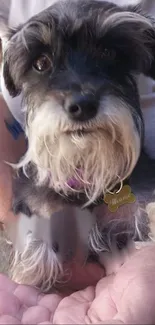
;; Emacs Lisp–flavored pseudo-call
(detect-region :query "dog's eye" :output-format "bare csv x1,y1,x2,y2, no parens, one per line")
102,48,116,60
33,55,52,72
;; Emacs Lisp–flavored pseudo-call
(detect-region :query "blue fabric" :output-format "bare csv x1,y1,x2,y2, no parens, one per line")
5,118,24,140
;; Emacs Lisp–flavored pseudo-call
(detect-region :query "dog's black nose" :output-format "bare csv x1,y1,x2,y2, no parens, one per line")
65,94,98,122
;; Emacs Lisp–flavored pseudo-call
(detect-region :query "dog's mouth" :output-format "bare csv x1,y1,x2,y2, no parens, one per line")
67,176,85,191
62,119,100,136
65,128,94,136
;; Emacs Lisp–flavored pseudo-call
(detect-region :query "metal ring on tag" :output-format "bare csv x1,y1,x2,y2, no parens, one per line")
107,177,123,195
115,179,123,194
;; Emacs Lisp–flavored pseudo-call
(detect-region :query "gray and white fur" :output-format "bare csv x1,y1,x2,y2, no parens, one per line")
1,0,155,292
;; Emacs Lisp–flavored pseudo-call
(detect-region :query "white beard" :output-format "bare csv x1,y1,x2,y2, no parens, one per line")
17,95,141,206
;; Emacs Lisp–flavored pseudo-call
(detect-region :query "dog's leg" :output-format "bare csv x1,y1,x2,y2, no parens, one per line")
98,241,135,276
89,195,150,276
7,206,95,292
89,220,136,276
6,213,63,293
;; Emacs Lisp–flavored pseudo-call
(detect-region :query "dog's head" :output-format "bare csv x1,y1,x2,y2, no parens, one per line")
2,0,155,205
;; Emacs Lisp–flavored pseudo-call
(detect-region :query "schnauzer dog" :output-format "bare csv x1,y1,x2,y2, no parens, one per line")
1,0,155,292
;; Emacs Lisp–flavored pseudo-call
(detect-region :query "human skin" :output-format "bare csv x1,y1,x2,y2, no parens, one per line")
0,245,154,324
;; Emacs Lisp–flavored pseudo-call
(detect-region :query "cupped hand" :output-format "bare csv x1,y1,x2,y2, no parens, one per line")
0,244,155,324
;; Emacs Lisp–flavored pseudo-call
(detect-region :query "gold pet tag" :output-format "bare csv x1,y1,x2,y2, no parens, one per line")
104,185,136,213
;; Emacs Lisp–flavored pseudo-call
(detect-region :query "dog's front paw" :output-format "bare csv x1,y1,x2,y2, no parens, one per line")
99,242,135,276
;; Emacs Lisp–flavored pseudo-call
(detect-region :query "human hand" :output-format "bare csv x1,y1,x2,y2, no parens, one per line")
0,244,155,324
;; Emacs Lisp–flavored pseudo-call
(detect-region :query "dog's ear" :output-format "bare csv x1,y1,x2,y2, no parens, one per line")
103,4,155,79
3,58,21,97
125,5,155,80
1,25,22,97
